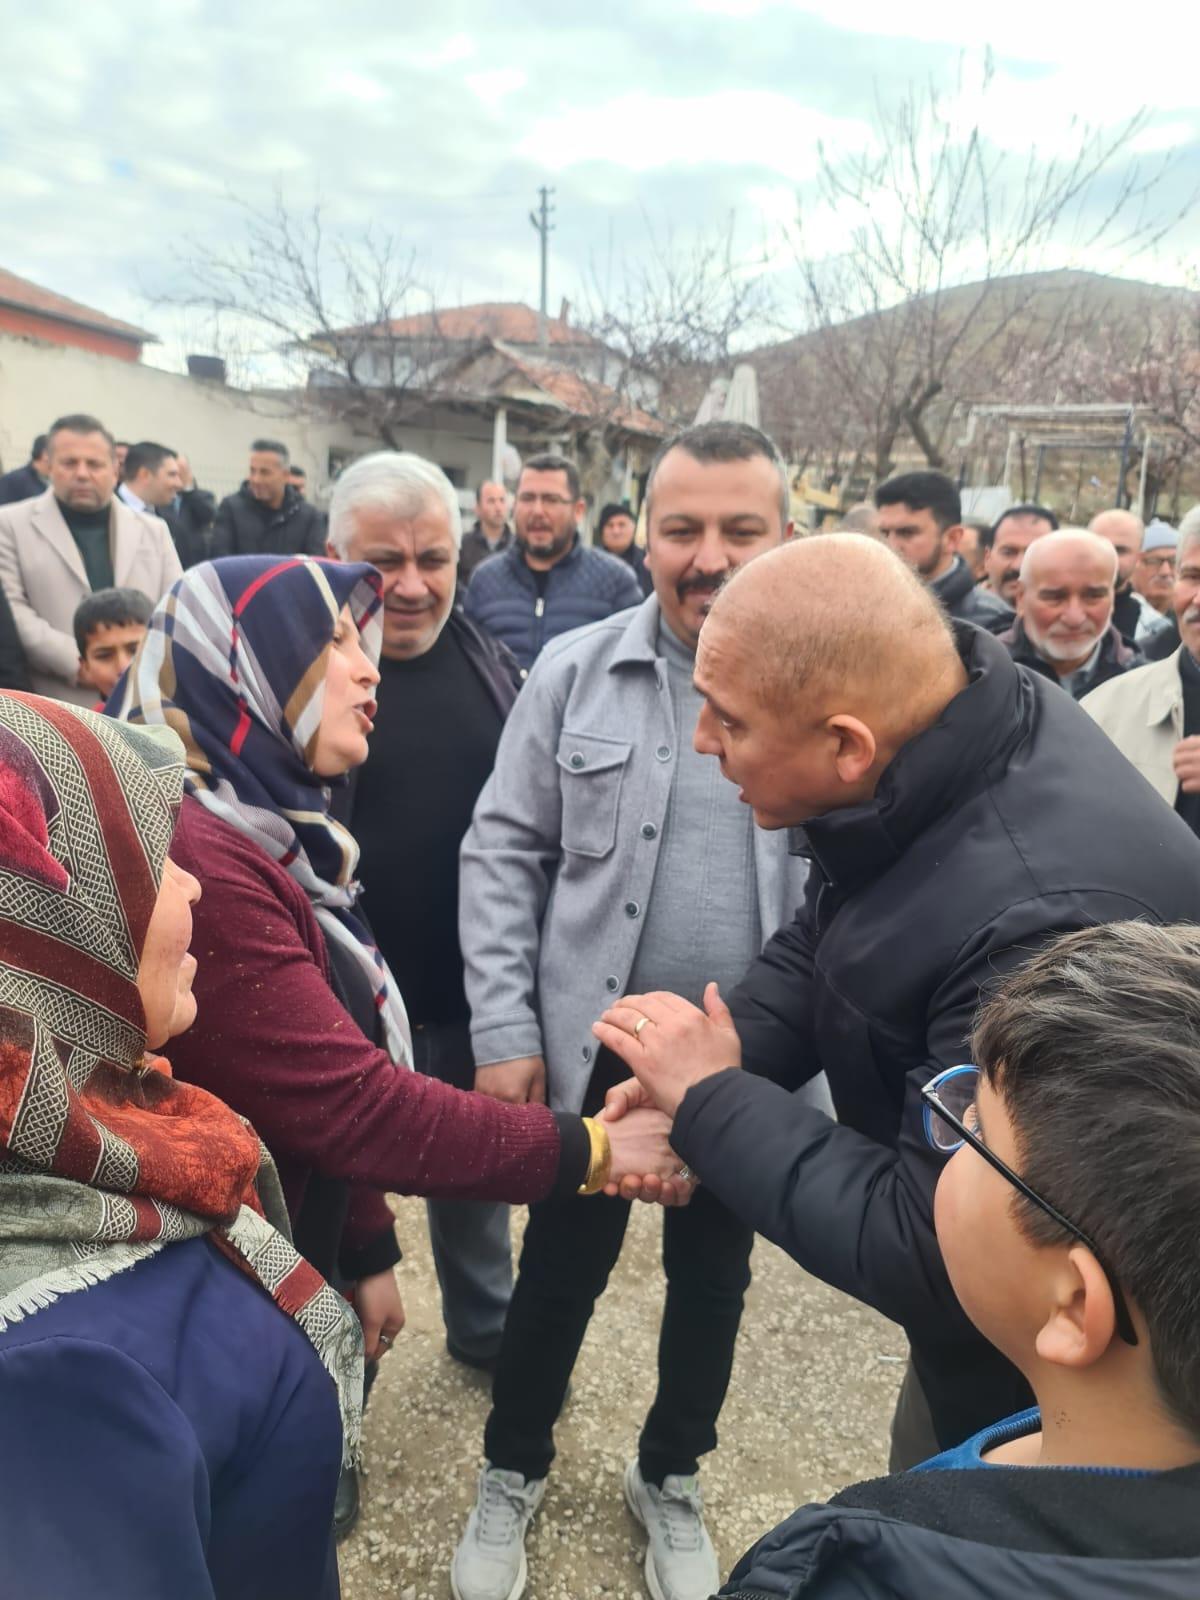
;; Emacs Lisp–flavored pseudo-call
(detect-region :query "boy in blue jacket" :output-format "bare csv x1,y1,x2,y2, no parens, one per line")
722,920,1200,1599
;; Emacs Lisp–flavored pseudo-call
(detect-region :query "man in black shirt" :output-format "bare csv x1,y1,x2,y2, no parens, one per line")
328,449,521,1374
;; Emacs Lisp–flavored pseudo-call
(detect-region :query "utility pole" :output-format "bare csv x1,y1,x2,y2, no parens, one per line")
529,185,556,352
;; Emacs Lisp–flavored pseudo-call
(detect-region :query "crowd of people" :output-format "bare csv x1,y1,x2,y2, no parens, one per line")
0,407,1198,1600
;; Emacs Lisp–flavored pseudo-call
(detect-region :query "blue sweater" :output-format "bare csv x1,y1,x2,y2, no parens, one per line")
0,1237,342,1600
464,537,643,670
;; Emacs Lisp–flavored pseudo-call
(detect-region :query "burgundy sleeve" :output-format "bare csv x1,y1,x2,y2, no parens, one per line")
171,831,570,1206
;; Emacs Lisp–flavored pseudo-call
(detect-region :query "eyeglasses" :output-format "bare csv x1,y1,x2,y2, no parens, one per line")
920,1065,1138,1346
515,492,574,509
1137,552,1176,571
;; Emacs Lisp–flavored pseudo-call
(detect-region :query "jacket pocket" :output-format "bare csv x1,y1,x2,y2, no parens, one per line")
556,729,632,859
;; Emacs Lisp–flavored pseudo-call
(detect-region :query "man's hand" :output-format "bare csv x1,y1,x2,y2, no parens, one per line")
603,1105,694,1208
592,982,741,1117
354,1267,406,1362
1174,736,1200,794
596,1081,695,1205
475,1055,546,1104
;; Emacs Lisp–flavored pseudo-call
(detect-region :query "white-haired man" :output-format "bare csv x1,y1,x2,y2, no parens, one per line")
998,529,1141,699
1085,507,1200,837
327,452,521,1395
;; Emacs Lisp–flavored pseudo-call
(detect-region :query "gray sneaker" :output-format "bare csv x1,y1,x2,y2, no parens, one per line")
623,1460,720,1600
451,1466,546,1600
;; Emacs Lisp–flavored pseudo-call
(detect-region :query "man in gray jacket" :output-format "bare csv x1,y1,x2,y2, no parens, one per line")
451,423,829,1600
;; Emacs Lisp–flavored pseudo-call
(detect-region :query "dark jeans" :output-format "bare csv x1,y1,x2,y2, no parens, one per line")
484,1056,754,1486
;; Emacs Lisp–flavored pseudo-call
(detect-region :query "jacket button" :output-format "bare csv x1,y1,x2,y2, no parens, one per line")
624,900,640,918
605,975,619,991
582,1044,592,1062
641,822,658,839
569,752,585,769
655,744,672,761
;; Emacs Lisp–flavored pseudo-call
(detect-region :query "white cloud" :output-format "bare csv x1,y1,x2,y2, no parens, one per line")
520,91,871,182
464,68,527,103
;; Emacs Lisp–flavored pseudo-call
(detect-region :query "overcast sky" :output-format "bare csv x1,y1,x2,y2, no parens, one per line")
1,0,1196,373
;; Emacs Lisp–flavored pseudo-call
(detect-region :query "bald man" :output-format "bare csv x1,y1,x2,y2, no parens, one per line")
1000,529,1141,700
594,534,1200,1465
1089,508,1171,646
458,480,513,586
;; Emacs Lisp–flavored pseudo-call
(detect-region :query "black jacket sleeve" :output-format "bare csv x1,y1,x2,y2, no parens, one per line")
0,583,32,691
209,499,235,559
727,894,824,1090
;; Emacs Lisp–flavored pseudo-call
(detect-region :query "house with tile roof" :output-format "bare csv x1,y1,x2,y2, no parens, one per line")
0,269,156,363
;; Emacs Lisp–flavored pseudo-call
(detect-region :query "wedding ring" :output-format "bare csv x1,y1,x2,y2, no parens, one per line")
378,1332,394,1351
633,1016,651,1038
676,1165,693,1181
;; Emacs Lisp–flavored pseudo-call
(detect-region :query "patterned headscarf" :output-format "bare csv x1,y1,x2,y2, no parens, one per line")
111,556,412,1066
0,692,363,1464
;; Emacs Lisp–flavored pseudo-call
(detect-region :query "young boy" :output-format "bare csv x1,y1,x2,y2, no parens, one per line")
721,921,1200,1598
73,587,153,708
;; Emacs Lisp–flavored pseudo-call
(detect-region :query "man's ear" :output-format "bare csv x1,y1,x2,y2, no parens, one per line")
1035,1243,1117,1371
826,714,877,786
77,657,94,690
325,541,338,561
945,523,965,555
1014,579,1028,617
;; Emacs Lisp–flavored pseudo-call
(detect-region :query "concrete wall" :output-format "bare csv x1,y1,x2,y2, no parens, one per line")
0,333,365,502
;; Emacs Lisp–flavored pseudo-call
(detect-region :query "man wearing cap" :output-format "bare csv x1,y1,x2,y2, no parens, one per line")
1133,520,1178,616
597,502,652,596
1085,509,1200,836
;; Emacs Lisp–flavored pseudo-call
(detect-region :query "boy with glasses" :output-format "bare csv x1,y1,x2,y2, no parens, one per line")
719,920,1200,1599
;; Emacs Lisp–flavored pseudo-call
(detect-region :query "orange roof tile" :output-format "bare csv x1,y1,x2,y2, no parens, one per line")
347,301,603,349
0,268,155,344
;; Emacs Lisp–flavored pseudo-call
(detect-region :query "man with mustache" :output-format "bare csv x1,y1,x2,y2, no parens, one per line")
980,503,1058,611
999,529,1141,700
452,422,829,1600
464,453,642,671
1085,508,1200,839
326,452,525,1460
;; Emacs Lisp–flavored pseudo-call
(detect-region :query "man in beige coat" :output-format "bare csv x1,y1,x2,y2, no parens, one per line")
1083,509,1200,833
0,414,182,706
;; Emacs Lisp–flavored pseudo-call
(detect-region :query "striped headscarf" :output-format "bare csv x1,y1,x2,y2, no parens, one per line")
111,556,412,1066
0,692,363,1464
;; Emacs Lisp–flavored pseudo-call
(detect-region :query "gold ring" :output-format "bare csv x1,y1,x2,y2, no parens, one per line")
634,1016,651,1038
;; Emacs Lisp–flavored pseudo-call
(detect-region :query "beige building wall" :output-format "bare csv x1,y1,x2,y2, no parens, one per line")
0,334,366,502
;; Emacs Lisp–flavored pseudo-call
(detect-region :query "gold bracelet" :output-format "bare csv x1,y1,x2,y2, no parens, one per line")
577,1117,614,1195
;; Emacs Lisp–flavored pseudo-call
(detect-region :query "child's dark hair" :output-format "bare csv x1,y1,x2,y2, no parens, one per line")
73,588,154,655
973,921,1200,1438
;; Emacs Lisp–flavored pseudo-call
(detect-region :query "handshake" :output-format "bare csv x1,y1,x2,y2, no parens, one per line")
474,982,744,1209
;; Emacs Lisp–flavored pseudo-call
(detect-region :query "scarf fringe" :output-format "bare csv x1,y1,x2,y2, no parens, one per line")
0,1241,164,1334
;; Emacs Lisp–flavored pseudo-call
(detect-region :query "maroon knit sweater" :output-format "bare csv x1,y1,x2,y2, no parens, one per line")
168,797,580,1261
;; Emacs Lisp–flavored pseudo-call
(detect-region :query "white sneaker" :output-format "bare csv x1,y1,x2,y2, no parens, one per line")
623,1460,720,1600
451,1466,546,1600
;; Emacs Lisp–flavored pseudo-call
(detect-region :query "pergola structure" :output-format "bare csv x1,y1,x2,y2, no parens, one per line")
959,402,1180,516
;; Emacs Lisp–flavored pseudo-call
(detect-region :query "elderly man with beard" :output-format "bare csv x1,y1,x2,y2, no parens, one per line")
464,452,642,671
451,422,830,1600
999,529,1141,699
326,452,525,1409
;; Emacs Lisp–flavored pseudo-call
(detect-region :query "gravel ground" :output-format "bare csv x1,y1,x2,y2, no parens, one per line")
341,1194,905,1600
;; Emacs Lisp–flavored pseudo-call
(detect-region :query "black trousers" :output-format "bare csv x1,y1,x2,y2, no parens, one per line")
484,1055,754,1486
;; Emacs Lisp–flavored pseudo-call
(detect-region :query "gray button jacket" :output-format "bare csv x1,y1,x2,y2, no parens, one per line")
460,595,824,1115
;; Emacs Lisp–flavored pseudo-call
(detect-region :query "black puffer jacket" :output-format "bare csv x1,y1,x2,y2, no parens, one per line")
210,483,327,559
931,554,1012,632
670,624,1200,1450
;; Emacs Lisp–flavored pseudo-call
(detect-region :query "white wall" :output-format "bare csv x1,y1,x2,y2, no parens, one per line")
0,334,364,502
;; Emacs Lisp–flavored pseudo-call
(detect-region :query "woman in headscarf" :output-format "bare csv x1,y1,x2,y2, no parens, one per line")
109,557,683,1482
0,691,359,1599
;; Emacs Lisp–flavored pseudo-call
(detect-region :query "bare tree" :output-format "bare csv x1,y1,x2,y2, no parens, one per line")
580,216,774,426
157,191,438,448
783,58,1187,481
